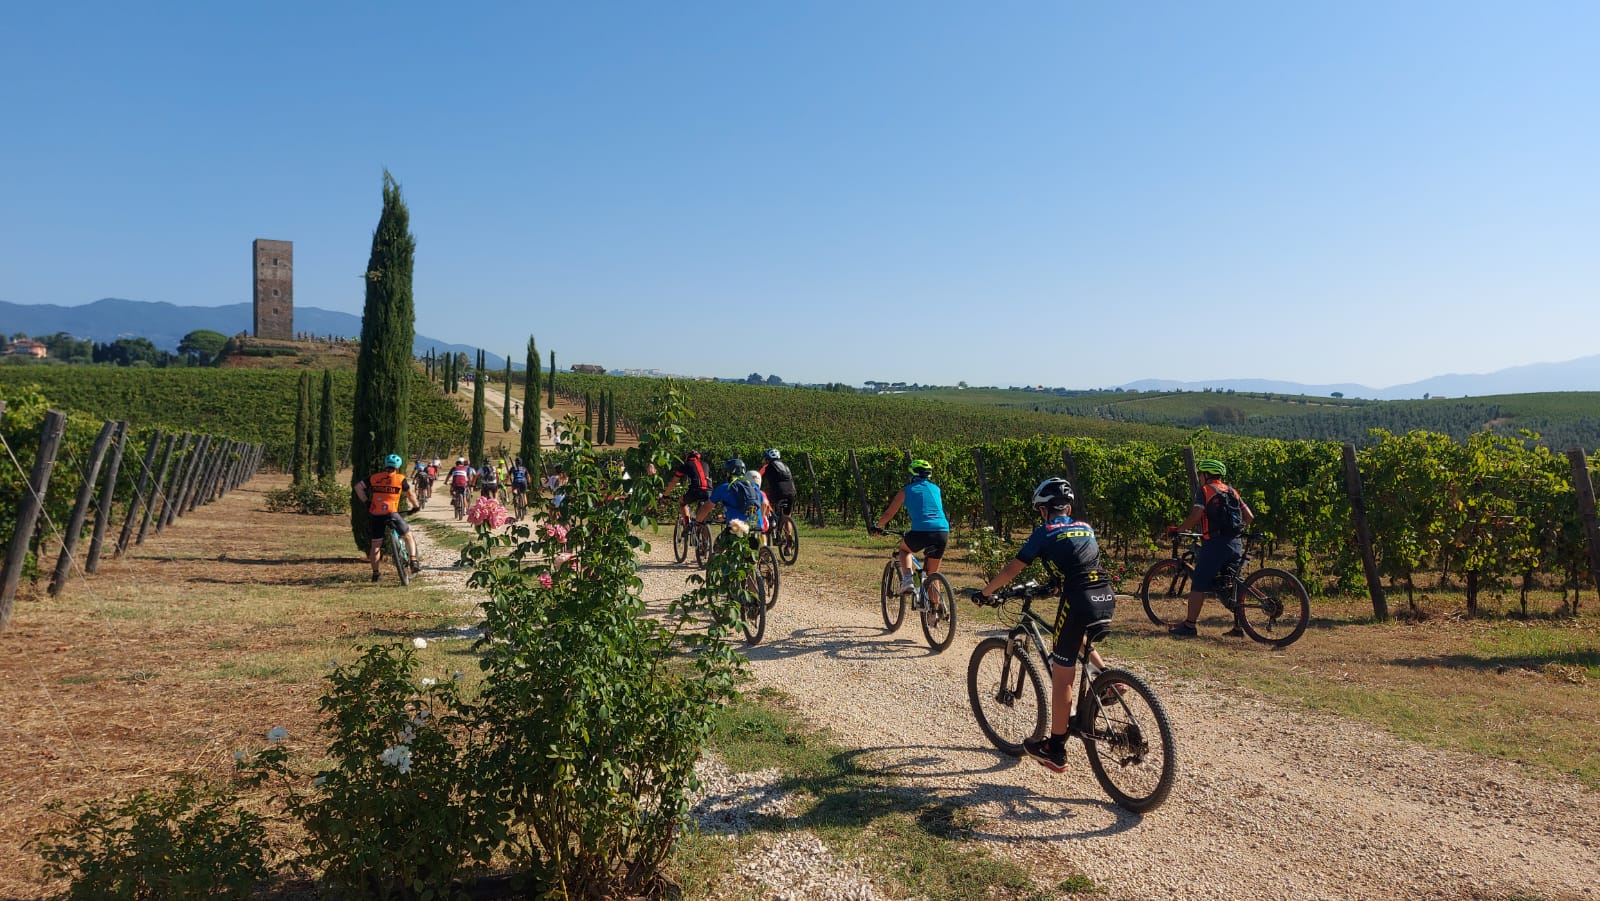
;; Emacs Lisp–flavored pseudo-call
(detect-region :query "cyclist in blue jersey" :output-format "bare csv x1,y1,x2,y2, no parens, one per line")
870,458,950,594
973,478,1114,773
698,458,766,531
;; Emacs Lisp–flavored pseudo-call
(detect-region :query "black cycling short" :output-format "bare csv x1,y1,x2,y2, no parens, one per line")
1048,585,1116,667
368,512,410,541
772,494,795,516
682,488,711,508
903,530,949,559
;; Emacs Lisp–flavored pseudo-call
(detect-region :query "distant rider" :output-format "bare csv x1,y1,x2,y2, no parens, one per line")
660,449,713,523
1167,458,1254,638
757,448,798,517
870,459,950,598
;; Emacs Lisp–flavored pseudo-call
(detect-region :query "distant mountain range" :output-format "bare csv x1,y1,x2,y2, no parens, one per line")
1121,353,1600,400
0,298,507,369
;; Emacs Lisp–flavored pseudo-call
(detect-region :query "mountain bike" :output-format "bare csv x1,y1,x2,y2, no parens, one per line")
967,579,1176,813
1139,531,1310,647
417,474,433,510
671,506,712,566
510,484,529,520
451,485,468,521
704,521,780,609
706,529,767,645
874,529,956,652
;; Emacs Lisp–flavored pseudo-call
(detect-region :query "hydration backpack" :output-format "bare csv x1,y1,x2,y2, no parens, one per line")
1204,484,1244,540
729,476,762,518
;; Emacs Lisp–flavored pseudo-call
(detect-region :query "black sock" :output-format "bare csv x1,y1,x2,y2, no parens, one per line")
1048,732,1067,750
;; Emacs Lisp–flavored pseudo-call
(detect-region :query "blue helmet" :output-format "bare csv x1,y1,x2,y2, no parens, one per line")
723,457,746,475
385,453,403,469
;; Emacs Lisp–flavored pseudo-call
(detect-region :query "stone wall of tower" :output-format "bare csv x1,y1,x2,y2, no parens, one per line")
252,239,294,339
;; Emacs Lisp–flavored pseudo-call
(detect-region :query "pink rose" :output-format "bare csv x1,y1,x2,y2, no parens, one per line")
538,572,553,589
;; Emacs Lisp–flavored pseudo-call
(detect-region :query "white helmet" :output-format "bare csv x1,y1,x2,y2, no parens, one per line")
432,459,440,466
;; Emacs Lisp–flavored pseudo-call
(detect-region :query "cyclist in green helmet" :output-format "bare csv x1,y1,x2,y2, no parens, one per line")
870,458,950,597
1166,458,1253,637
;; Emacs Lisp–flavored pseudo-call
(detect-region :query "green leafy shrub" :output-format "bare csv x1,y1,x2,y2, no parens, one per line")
462,383,747,897
247,646,488,899
34,777,269,900
264,478,348,515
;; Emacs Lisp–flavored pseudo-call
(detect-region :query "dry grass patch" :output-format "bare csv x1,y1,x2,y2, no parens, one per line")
0,475,478,898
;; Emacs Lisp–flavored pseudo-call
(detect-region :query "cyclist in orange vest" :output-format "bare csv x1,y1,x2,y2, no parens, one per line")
354,453,421,583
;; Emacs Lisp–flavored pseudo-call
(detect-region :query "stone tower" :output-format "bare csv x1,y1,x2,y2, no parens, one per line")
252,239,293,339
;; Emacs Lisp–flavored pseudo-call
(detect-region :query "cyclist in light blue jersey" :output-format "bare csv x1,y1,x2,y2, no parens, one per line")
870,458,950,593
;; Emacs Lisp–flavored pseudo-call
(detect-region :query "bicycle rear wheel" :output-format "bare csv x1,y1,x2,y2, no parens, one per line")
672,517,690,564
738,572,766,646
1237,568,1310,647
880,561,905,631
1081,669,1176,813
1140,559,1191,627
967,636,1047,756
757,546,780,609
388,530,410,587
777,515,799,565
919,573,956,652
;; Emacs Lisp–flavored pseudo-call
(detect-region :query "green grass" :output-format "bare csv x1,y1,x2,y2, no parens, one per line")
672,688,1094,900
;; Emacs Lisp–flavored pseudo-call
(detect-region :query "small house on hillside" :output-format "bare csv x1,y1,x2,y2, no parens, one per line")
571,363,606,375
6,339,47,358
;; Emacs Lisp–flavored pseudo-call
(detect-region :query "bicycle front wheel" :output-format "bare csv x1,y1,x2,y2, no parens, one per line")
1140,559,1191,627
672,517,690,564
777,515,799,565
1082,669,1177,813
389,531,410,587
1237,568,1310,647
758,546,780,610
919,573,956,652
739,573,767,646
967,636,1047,756
880,561,905,631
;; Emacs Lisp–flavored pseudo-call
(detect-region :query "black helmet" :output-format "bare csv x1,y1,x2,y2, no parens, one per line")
687,449,701,459
1031,477,1075,510
723,457,746,475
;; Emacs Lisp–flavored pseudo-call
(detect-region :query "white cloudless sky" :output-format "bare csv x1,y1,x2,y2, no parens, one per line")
2,1,1596,388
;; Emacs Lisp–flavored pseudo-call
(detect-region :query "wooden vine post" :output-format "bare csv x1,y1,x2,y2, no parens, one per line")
1181,446,1200,499
138,432,182,544
1566,448,1600,612
848,450,872,528
1061,447,1087,518
972,447,998,532
1342,443,1388,621
800,452,825,527
2,409,67,633
86,420,127,573
48,419,117,596
117,429,163,555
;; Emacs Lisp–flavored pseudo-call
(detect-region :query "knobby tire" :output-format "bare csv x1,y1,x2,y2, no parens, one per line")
1081,669,1177,813
1140,558,1192,627
967,635,1048,756
1237,568,1311,647
777,514,799,565
880,561,905,631
758,545,781,610
919,572,956,652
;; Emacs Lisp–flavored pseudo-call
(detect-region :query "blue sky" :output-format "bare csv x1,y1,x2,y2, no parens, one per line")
3,2,1596,389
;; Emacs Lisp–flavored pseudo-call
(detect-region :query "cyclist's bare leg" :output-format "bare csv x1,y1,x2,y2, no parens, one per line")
367,540,383,577
1183,590,1205,627
404,532,419,560
924,555,944,606
1051,662,1076,736
895,541,914,580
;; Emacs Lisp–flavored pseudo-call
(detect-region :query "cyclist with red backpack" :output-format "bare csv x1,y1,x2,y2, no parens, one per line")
446,457,475,510
660,450,714,523
1167,458,1254,637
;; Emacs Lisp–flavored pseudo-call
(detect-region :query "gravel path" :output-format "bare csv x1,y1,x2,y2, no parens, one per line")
408,514,1599,900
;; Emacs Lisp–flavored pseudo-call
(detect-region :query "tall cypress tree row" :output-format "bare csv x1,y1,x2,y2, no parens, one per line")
317,369,336,481
292,370,311,485
583,391,593,440
606,389,617,445
502,354,513,432
547,350,556,408
595,391,606,445
470,349,487,464
349,171,416,549
520,336,540,471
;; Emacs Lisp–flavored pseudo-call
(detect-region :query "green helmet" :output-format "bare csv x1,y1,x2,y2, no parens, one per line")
1196,458,1227,477
909,459,933,477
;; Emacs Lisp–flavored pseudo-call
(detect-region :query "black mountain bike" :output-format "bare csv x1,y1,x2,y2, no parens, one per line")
875,529,956,652
772,507,800,565
967,579,1177,813
1139,531,1310,647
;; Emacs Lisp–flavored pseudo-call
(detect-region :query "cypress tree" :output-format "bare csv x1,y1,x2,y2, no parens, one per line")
584,391,593,441
547,350,556,408
520,336,540,472
349,171,416,550
292,371,311,485
595,391,606,445
607,389,617,445
317,369,336,481
502,353,513,432
470,349,487,464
